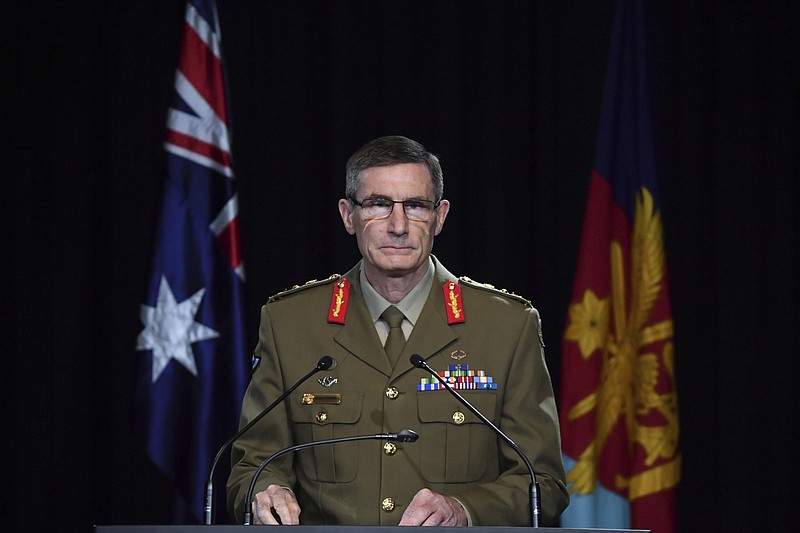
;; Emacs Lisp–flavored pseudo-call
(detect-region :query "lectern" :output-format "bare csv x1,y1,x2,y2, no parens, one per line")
96,526,649,533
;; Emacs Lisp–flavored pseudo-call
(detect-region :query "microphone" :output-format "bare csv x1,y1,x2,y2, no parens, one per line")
410,353,541,527
204,355,337,525
243,429,419,525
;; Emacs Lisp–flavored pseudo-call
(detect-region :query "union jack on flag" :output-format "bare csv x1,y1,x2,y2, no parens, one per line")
135,0,249,524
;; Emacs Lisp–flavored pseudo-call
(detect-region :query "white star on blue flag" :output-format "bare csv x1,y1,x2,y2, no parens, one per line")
136,275,219,382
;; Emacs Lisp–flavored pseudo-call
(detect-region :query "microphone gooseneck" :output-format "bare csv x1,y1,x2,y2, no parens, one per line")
243,430,419,525
409,354,541,527
203,355,337,525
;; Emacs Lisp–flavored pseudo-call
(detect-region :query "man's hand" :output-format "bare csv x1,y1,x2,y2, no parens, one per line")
398,488,468,526
251,484,301,525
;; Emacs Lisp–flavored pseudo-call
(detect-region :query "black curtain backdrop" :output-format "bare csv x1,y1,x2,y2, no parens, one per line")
4,1,798,531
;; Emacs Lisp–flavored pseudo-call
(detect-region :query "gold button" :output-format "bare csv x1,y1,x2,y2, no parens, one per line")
385,386,399,399
316,411,328,423
452,411,465,425
383,442,397,455
381,498,395,512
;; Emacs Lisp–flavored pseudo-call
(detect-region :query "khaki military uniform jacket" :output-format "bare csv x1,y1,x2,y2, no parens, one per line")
227,257,569,525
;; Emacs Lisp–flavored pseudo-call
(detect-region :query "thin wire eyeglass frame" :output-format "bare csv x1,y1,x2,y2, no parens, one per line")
349,197,442,222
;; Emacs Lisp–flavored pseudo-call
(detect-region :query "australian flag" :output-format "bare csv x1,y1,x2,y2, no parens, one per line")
135,0,249,524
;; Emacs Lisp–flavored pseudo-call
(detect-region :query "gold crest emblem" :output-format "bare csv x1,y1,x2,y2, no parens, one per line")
564,187,680,500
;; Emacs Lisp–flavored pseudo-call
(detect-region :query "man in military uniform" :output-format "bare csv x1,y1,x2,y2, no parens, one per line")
227,135,569,526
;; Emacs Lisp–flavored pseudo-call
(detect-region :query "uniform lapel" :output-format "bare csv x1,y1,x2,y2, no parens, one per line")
333,258,461,380
392,258,459,379
333,264,394,376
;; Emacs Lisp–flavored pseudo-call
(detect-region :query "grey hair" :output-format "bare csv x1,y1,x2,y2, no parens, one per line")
345,135,444,200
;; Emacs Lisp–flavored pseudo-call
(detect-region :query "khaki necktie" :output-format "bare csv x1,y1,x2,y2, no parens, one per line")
380,306,406,367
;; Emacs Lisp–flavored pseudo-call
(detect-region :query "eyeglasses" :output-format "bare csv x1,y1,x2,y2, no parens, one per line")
350,197,441,222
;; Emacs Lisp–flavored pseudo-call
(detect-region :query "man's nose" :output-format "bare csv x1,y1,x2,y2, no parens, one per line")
386,204,409,233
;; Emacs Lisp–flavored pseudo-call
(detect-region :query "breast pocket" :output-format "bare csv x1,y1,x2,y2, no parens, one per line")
416,391,498,483
289,391,364,483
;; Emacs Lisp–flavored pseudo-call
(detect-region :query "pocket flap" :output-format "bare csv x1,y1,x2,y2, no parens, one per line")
289,391,363,424
417,391,497,424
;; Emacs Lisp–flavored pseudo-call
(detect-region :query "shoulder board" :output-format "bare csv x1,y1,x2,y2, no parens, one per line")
458,276,533,307
268,274,342,303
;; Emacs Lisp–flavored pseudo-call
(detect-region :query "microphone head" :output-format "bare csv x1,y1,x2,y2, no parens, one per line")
318,356,337,371
396,429,419,442
409,354,426,368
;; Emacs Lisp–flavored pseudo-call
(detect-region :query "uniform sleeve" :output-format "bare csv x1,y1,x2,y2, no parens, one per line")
451,306,569,526
226,303,296,522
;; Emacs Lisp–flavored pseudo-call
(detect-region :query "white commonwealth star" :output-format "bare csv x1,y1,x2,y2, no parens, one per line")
136,275,220,383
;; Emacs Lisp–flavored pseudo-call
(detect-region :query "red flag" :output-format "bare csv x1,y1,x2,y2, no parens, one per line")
559,2,680,532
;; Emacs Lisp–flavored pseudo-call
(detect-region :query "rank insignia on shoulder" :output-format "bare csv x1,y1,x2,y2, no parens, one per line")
269,274,341,303
458,276,533,307
328,278,351,324
443,280,465,325
538,317,545,348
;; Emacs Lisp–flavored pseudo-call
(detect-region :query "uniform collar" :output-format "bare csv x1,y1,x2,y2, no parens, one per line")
335,256,457,379
359,257,434,327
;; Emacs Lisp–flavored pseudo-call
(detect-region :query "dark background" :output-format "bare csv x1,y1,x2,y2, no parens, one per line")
4,1,798,531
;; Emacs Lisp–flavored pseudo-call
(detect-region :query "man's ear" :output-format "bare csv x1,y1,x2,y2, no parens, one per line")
338,198,356,235
433,199,450,236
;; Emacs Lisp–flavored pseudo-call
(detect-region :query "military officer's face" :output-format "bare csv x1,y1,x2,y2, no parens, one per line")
338,162,450,281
